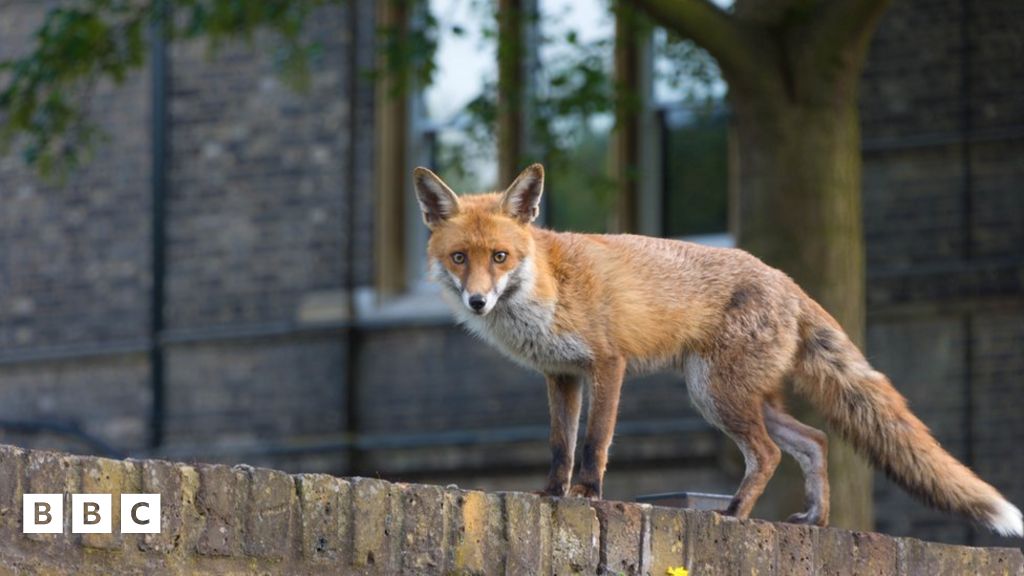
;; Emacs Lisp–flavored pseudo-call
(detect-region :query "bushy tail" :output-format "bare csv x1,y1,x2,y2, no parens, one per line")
793,298,1023,537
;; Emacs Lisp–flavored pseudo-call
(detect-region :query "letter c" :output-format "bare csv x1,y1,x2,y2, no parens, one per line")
131,502,150,525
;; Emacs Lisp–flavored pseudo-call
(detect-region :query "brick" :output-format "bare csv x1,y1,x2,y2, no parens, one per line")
818,529,899,575
399,483,449,573
243,466,296,559
504,492,551,576
774,522,816,576
449,489,505,575
899,537,984,575
0,445,25,538
24,450,77,544
551,497,599,575
647,506,685,576
849,530,899,574
686,510,775,575
79,457,139,550
971,547,1024,576
139,459,185,553
816,528,854,575
351,477,396,573
297,473,351,563
593,500,644,576
195,464,247,557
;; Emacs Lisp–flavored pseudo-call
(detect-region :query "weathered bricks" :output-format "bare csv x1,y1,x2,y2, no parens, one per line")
551,497,600,575
297,473,351,563
139,458,185,553
594,499,645,576
399,483,450,573
351,477,395,573
504,490,551,575
647,505,686,575
242,466,296,559
774,522,816,576
0,444,1022,575
449,489,505,575
899,537,985,575
24,450,77,544
0,445,25,539
78,456,140,550
195,464,247,557
686,510,776,575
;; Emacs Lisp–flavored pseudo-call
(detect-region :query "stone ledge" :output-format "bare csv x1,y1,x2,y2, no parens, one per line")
0,444,1020,575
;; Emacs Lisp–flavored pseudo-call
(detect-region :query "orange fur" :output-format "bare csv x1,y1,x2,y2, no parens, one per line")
412,164,1023,536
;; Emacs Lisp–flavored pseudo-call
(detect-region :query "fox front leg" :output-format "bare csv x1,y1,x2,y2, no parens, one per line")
569,356,626,499
541,374,583,496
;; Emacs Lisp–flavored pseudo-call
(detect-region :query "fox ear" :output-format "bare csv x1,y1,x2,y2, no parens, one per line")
413,167,460,228
500,163,544,224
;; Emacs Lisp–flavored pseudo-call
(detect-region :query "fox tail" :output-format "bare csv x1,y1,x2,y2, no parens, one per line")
793,297,1022,537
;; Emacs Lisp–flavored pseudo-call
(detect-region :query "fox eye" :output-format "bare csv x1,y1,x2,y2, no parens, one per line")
493,251,508,264
451,252,467,265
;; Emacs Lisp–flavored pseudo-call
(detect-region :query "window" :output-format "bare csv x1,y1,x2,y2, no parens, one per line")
659,103,731,244
646,23,732,245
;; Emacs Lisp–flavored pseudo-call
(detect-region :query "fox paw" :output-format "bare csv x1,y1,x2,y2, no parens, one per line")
786,510,826,526
534,485,567,498
568,483,601,499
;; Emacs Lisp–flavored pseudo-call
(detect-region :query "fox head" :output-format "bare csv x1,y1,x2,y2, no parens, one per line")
413,164,544,316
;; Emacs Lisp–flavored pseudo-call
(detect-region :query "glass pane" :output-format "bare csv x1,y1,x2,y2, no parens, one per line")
662,106,729,237
538,0,614,233
425,0,498,192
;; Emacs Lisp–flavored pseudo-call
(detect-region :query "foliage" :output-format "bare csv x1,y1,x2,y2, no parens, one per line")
0,0,149,175
430,1,721,231
0,0,719,187
0,0,385,177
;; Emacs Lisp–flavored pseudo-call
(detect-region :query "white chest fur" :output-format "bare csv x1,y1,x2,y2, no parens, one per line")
434,259,592,374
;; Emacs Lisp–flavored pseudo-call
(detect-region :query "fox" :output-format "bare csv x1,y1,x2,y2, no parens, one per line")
412,162,1023,537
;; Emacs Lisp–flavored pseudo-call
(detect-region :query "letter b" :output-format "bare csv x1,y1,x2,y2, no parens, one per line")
72,494,111,534
36,501,51,525
23,494,63,534
83,501,101,525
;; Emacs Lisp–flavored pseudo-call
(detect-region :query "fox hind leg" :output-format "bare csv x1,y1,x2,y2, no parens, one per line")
685,354,782,519
763,402,830,526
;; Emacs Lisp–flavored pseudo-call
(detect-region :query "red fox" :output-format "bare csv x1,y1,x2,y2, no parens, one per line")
412,163,1023,536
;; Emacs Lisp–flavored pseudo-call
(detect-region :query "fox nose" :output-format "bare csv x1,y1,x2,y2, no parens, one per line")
468,294,487,311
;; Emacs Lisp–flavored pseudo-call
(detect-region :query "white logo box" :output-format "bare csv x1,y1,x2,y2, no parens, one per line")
23,494,160,534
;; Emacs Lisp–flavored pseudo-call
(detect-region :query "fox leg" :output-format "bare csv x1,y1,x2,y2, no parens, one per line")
541,374,583,496
686,354,781,518
570,356,627,499
720,417,781,518
763,402,830,526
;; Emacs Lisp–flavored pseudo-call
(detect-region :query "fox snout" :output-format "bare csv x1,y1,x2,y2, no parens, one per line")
462,290,496,315
467,294,487,311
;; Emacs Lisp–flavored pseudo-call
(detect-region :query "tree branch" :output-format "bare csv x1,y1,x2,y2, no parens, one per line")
810,0,894,68
628,0,764,88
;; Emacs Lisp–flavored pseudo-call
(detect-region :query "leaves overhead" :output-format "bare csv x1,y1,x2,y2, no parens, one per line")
0,0,351,177
0,0,719,179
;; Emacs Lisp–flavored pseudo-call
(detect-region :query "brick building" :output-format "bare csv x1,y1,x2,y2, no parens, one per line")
0,0,1020,547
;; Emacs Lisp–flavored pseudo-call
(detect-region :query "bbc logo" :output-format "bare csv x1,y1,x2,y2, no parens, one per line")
23,494,161,534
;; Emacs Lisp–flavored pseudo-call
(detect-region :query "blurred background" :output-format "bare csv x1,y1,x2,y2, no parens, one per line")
1,0,1021,549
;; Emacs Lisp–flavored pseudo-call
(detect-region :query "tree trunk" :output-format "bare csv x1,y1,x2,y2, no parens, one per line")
729,76,873,530
626,0,891,531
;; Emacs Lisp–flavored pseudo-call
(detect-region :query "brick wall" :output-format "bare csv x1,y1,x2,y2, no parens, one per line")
0,0,154,451
0,444,1020,575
